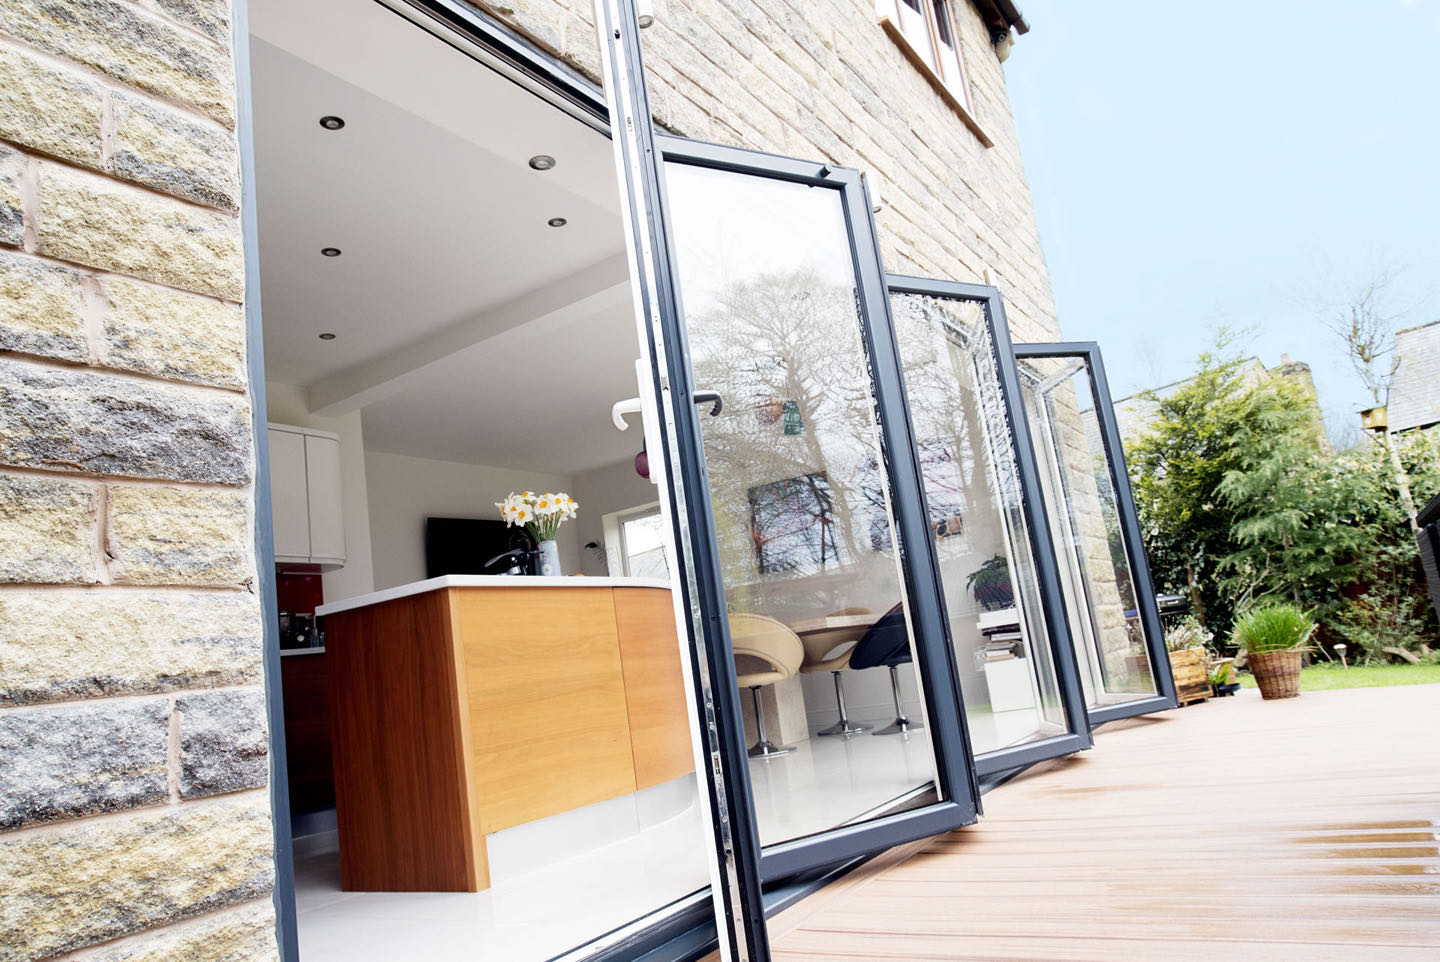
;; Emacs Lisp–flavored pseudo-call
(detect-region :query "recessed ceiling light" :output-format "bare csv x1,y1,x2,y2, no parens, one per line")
319,115,345,130
321,247,341,257
318,332,337,340
547,217,568,228
528,155,557,171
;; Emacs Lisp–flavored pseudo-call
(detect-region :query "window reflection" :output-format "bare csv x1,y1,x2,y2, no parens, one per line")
665,163,940,847
889,293,1071,754
1019,358,1157,705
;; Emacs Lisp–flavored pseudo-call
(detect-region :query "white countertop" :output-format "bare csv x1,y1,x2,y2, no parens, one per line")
315,575,672,617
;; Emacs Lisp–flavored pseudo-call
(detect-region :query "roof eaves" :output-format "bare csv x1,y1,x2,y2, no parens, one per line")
971,0,1030,36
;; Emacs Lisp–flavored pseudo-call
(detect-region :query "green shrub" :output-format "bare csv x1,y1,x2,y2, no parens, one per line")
1231,604,1316,654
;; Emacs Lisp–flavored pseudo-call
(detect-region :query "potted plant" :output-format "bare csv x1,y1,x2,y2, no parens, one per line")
1232,604,1313,700
1209,659,1239,697
1164,616,1212,704
966,555,1014,611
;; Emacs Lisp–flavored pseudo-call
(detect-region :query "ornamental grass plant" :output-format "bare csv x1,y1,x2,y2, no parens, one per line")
1231,604,1316,653
1232,603,1314,700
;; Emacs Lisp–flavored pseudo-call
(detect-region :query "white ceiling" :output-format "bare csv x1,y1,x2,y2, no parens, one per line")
249,0,644,474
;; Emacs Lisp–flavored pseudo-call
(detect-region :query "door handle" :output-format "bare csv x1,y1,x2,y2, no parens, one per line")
612,390,722,430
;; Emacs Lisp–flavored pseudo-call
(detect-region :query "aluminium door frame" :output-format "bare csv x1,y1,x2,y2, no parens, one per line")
647,135,983,885
884,275,1094,777
1012,341,1179,723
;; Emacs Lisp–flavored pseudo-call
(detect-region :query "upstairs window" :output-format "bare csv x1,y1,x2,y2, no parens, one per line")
877,0,991,146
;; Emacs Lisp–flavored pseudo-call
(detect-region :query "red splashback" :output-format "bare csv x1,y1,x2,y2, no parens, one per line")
276,564,324,615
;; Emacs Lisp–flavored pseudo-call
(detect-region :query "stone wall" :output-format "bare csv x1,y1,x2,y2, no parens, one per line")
0,1,276,959
471,0,1061,343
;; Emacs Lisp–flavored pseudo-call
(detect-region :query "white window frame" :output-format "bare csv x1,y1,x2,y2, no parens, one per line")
602,501,670,578
876,0,993,147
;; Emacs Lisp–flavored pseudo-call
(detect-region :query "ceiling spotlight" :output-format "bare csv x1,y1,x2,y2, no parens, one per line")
318,332,337,340
547,217,568,228
319,115,345,130
321,247,341,257
528,155,557,171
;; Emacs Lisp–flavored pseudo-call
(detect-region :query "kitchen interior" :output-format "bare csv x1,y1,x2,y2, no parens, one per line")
250,1,1075,960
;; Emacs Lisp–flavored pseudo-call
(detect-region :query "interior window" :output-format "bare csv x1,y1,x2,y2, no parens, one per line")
616,505,672,579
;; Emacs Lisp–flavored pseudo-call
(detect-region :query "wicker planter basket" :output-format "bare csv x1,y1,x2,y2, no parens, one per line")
1248,649,1302,700
1169,646,1211,705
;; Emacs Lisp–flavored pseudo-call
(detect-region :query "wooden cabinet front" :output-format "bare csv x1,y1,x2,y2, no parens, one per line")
325,584,693,892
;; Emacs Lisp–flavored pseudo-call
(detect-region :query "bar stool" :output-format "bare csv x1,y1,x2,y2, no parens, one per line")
799,607,874,737
849,603,924,736
729,612,806,758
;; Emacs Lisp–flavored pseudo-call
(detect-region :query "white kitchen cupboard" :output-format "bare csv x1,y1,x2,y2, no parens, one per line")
268,424,346,568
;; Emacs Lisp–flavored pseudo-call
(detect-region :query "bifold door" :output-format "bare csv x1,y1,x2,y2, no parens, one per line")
882,277,1092,778
652,139,986,879
1012,343,1178,724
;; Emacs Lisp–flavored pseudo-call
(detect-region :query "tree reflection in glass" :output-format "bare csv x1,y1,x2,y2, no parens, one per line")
664,162,938,847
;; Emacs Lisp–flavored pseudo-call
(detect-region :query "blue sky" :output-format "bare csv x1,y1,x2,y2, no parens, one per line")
1004,0,1440,443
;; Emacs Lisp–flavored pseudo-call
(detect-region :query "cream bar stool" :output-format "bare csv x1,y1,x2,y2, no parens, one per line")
799,607,874,737
730,612,806,759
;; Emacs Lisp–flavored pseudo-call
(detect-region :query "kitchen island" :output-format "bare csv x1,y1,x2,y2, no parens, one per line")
316,576,692,892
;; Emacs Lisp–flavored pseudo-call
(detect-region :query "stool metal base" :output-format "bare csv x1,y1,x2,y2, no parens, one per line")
872,665,924,736
816,719,870,737
817,669,870,737
746,685,796,759
872,717,924,736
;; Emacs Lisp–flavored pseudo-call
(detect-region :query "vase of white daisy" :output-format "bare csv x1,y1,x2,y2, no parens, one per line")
496,491,578,576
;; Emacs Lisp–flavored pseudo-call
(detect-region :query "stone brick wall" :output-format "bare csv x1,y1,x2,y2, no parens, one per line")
471,0,1061,343
0,1,276,959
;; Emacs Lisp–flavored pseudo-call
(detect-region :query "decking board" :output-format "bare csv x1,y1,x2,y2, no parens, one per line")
767,684,1440,960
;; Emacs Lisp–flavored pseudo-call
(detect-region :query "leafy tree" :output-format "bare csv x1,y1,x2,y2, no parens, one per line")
1216,377,1360,611
1128,332,1440,655
1127,341,1254,634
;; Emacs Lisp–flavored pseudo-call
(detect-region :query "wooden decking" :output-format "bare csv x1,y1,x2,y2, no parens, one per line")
767,684,1440,961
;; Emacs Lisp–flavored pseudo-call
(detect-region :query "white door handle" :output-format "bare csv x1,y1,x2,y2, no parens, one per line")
611,397,642,431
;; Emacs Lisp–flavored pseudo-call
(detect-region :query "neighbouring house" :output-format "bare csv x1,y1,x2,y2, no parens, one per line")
0,3,1179,961
1374,319,1440,433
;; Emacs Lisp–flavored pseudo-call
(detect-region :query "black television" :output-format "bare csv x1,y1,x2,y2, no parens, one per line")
424,517,532,578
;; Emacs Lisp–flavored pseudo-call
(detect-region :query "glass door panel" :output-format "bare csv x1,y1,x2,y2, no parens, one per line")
883,282,1091,777
1014,345,1178,723
888,292,1071,755
662,160,943,849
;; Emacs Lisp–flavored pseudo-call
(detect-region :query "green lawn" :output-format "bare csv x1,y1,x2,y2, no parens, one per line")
1238,661,1440,691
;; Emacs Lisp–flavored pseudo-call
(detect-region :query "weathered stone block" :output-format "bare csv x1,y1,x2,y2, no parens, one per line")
36,164,243,301
69,901,278,962
0,146,22,248
0,360,252,484
103,278,245,389
0,44,104,168
0,794,275,959
112,92,240,211
0,249,90,362
106,484,251,586
0,0,236,126
177,687,267,798
0,589,262,706
0,472,98,584
152,0,231,45
0,698,169,830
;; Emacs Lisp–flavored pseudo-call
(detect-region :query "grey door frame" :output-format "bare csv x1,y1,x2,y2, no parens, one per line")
1011,341,1180,724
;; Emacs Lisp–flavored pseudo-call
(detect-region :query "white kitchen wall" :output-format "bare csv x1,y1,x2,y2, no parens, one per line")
569,457,657,576
364,450,580,590
265,382,376,603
